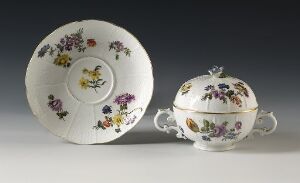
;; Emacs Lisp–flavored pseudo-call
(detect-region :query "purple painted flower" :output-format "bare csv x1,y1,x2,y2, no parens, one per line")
219,91,226,100
112,41,124,52
212,90,219,98
60,38,65,44
235,121,242,130
114,93,135,105
213,124,227,137
48,99,63,112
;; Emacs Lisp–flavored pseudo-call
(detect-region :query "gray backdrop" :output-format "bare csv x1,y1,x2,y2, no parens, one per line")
0,1,299,128
1,2,300,183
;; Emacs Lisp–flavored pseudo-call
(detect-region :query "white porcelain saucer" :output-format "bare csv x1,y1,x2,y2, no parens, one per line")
25,20,153,144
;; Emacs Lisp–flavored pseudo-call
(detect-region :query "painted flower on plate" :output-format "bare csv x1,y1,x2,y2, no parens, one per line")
109,41,131,60
54,54,71,67
113,93,135,105
87,39,97,47
48,99,63,112
102,105,112,114
38,28,96,67
47,94,69,120
112,114,124,126
88,70,101,80
93,93,142,133
79,65,106,93
79,77,89,89
124,115,137,125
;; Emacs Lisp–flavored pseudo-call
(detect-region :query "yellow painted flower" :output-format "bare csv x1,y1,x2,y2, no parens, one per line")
88,70,101,80
54,54,71,66
79,77,89,89
180,83,192,95
112,114,123,126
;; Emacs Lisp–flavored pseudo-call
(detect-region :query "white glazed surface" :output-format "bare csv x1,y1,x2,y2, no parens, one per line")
25,20,153,144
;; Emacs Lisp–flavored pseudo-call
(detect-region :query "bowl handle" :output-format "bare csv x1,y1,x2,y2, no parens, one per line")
154,108,187,139
248,110,277,138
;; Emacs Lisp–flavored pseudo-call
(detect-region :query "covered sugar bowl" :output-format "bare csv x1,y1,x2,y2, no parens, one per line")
154,66,277,151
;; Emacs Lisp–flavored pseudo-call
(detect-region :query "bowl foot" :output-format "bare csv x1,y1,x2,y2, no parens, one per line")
193,142,235,152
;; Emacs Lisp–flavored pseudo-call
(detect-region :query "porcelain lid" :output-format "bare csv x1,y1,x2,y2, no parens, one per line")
174,66,258,113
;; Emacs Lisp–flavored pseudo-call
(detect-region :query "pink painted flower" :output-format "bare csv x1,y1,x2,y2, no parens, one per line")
124,115,137,125
48,99,63,112
235,121,242,130
113,93,135,105
213,124,227,137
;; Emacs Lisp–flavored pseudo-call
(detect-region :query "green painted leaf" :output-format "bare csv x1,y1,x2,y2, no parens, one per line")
209,122,215,130
203,119,210,127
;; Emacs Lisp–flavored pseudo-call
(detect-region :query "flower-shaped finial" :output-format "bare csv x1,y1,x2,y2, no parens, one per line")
208,66,224,76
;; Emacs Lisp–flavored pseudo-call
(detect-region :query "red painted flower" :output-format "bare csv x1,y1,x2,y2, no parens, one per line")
87,39,96,47
103,120,111,128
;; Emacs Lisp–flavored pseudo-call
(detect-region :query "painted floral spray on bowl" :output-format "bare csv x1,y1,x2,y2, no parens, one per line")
154,66,277,151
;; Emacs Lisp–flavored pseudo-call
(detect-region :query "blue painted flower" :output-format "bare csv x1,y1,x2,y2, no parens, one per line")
38,44,50,57
202,136,211,141
218,83,229,90
102,105,112,114
223,132,238,140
